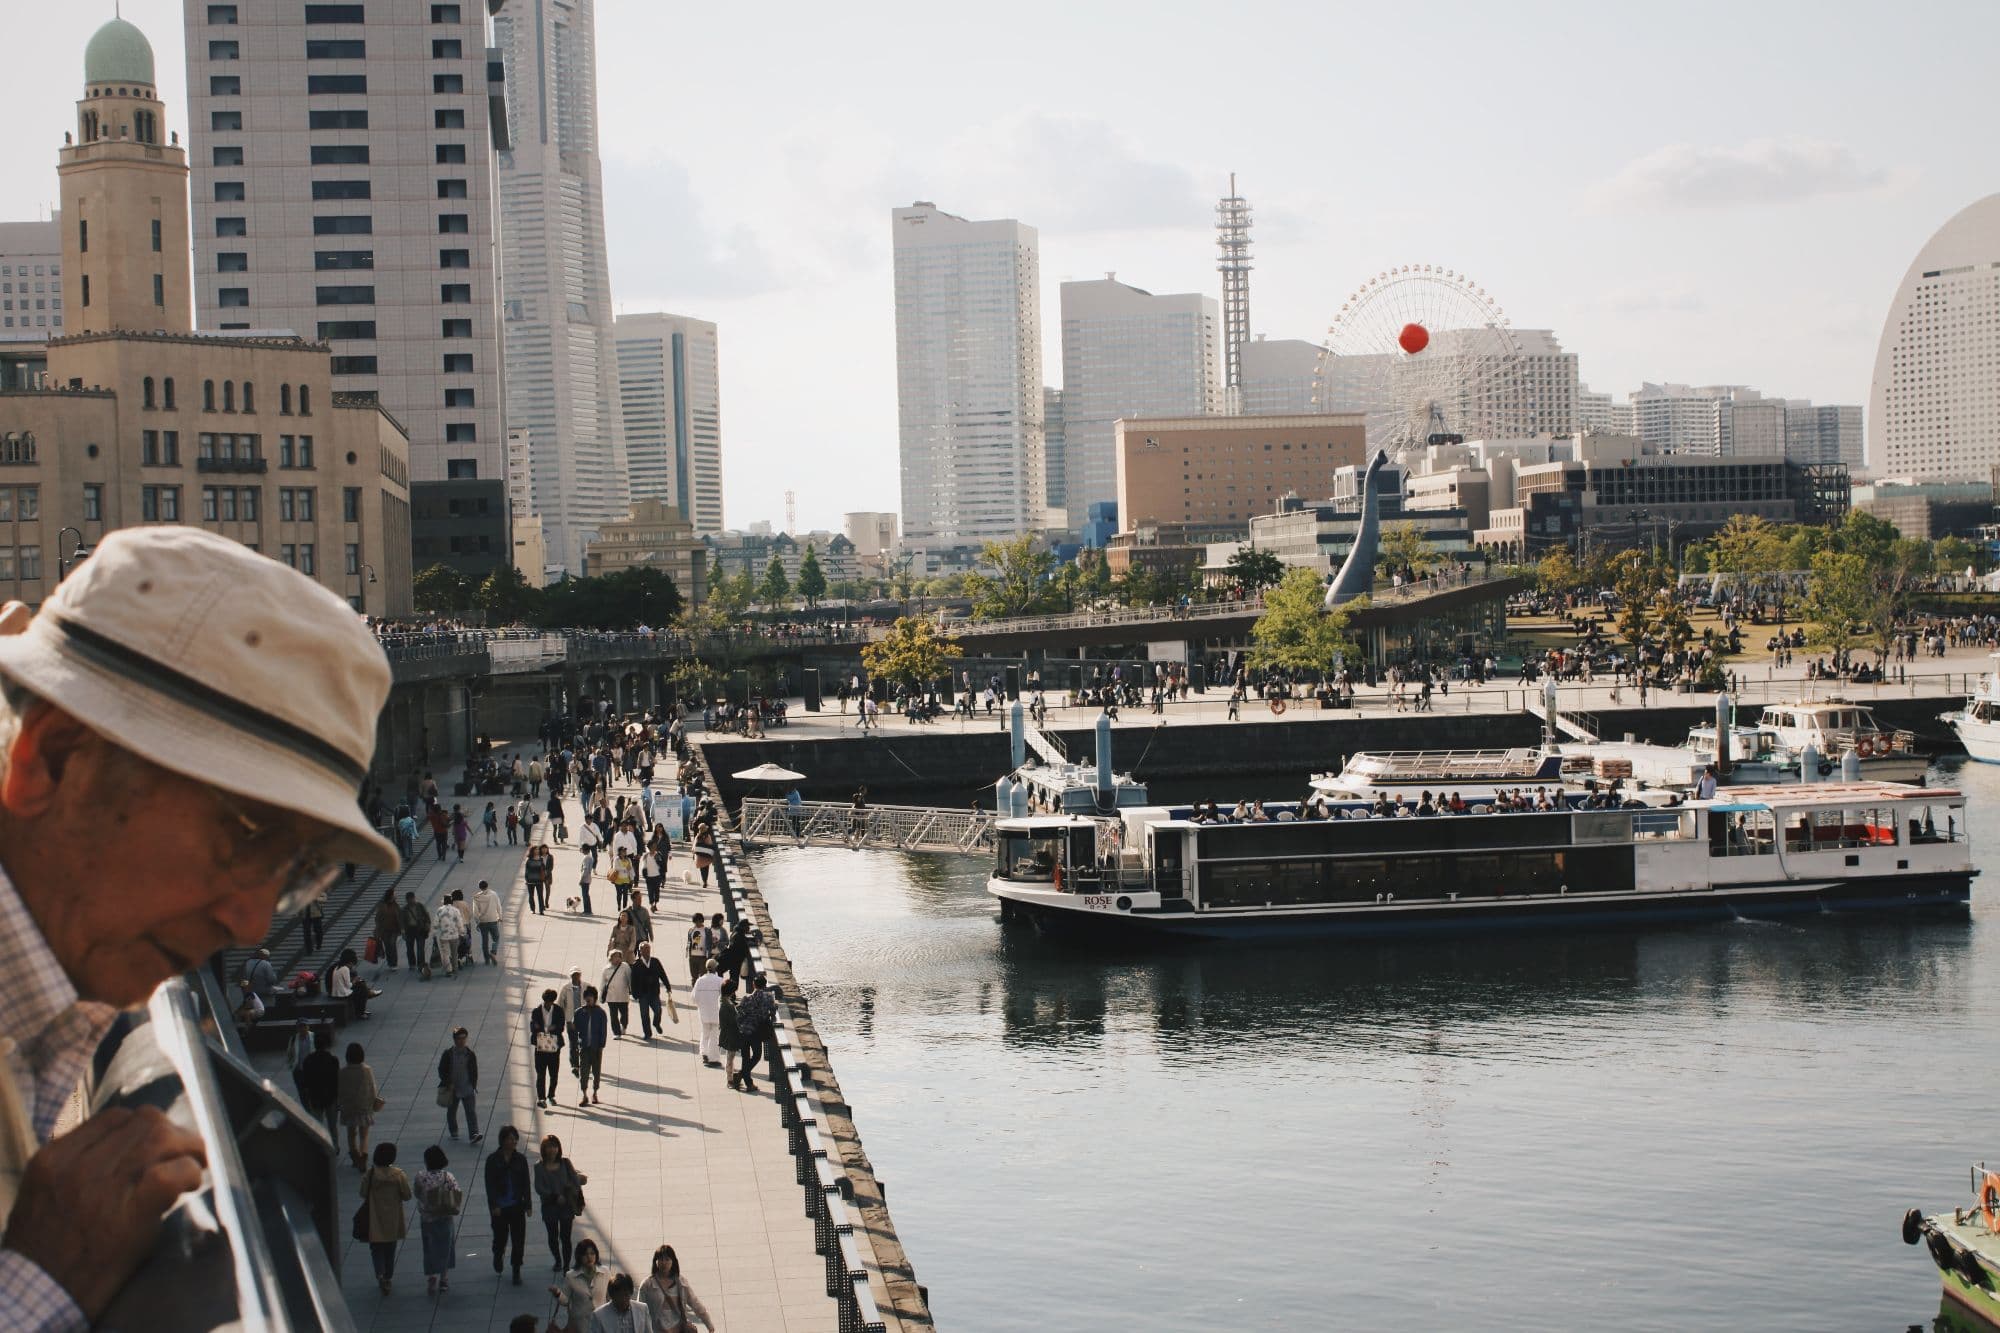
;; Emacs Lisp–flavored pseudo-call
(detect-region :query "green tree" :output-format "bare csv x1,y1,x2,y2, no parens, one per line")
706,568,757,617
962,535,1058,619
1377,520,1443,576
474,564,540,624
1226,547,1287,595
536,567,682,630
758,555,792,609
796,545,827,608
412,562,473,616
1536,547,1583,596
1804,549,1878,657
860,614,964,688
1248,567,1358,674
1831,510,1901,566
1937,535,1988,576
1708,514,1786,580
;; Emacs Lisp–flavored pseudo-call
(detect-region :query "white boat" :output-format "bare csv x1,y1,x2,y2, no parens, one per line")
1943,654,2000,764
1687,698,1929,783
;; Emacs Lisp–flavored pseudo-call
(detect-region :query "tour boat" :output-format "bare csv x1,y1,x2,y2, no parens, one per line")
1310,747,1574,804
1686,698,1928,783
986,780,1971,941
1902,1166,2000,1329
1942,654,2000,764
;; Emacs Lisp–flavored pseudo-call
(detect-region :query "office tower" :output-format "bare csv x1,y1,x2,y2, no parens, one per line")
614,312,723,537
491,0,626,573
892,202,1045,546
1630,383,1740,456
0,219,65,339
1058,276,1220,519
1872,194,2000,478
1042,386,1066,516
183,0,509,576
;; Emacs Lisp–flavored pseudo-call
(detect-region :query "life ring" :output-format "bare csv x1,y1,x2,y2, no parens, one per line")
1981,1169,2000,1233
1855,736,1876,759
1269,698,1288,715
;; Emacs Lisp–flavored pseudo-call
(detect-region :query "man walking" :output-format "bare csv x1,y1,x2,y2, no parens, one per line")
400,891,432,978
530,988,566,1108
438,1027,482,1143
472,878,503,965
433,894,465,978
574,987,608,1107
483,1125,530,1287
692,959,724,1067
630,942,671,1040
558,968,587,1082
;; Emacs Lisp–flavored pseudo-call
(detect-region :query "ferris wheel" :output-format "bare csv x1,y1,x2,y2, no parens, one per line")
1315,265,1524,456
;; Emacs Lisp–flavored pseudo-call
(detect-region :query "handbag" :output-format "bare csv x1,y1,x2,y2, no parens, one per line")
352,1171,371,1241
363,935,379,964
435,1083,455,1108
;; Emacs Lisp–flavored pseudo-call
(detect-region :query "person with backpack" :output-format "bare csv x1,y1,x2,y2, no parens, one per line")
413,1143,462,1295
483,801,501,847
400,892,432,979
505,804,521,845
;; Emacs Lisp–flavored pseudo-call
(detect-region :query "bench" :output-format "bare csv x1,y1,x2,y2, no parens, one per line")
241,1014,337,1054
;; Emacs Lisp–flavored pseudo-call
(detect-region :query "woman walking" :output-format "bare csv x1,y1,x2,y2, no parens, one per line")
639,1245,715,1333
532,1134,586,1272
452,805,472,860
482,801,500,847
548,1237,611,1325
607,908,638,965
413,1143,462,1295
601,950,633,1040
360,1142,413,1296
524,843,551,915
336,1041,381,1169
717,981,743,1090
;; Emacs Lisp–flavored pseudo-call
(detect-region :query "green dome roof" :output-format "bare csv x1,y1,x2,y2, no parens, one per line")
85,17,156,87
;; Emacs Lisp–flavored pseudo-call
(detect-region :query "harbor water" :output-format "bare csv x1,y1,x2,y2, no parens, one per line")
752,760,2000,1331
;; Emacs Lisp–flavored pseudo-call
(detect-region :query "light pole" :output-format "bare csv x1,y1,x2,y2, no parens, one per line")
56,527,90,581
352,561,377,613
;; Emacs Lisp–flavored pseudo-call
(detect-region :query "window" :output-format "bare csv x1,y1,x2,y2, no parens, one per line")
279,490,295,522
312,216,372,235
314,250,374,271
438,249,469,269
279,436,295,467
433,74,464,94
308,74,368,95
444,423,476,443
141,486,180,522
162,431,179,464
303,4,366,21
310,145,370,166
241,383,254,414
280,385,292,415
308,110,368,130
298,545,316,576
202,487,219,522
432,39,462,58
209,3,238,20
297,434,314,464
208,40,239,60
203,381,216,412
437,214,468,234
210,76,241,96
440,283,470,303
432,4,461,21
441,318,472,338
299,388,312,417
218,252,248,272
306,39,366,58
80,276,89,308
152,275,163,307
346,543,361,576
215,217,247,237
280,544,295,567
330,356,377,375
436,179,467,199
443,388,474,407
435,143,467,164
315,286,374,306
446,459,478,479
82,485,102,522
316,320,376,340
311,180,371,200
442,353,472,373
211,110,242,132
143,377,155,409
219,488,237,521
240,489,258,521
222,382,235,413
435,108,466,130
142,430,160,465
344,487,361,522
214,181,246,202
162,378,175,410
298,490,316,522
218,287,249,308
17,549,38,582
212,147,244,169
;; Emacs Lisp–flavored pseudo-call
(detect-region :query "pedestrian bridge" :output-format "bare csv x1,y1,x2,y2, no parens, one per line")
738,797,998,855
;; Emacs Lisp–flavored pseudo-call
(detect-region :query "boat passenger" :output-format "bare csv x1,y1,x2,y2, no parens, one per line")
1230,800,1251,822
1249,804,1271,823
1415,793,1437,817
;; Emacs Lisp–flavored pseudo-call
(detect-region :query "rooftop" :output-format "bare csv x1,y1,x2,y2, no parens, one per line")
84,16,155,88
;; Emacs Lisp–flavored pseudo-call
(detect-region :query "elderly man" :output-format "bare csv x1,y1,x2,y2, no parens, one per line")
0,527,400,1331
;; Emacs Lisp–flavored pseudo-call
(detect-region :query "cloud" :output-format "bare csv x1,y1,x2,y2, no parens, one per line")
603,154,782,302
1601,280,1705,315
1588,137,1904,212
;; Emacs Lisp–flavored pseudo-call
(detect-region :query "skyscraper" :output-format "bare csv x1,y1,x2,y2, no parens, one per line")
491,0,627,573
1871,193,2000,478
1058,276,1220,520
614,312,724,537
892,202,1045,547
182,0,510,575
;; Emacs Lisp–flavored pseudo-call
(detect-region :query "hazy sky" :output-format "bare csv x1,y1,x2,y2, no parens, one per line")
9,1,1998,531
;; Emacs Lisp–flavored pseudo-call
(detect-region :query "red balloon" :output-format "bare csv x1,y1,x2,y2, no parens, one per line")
1398,322,1429,355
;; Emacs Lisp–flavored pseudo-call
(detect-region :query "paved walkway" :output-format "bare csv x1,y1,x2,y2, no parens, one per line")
255,752,832,1332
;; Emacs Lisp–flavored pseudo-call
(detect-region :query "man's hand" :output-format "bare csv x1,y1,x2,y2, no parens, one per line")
3,1106,207,1321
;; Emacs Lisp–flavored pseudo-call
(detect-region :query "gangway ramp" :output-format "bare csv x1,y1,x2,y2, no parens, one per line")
740,797,998,855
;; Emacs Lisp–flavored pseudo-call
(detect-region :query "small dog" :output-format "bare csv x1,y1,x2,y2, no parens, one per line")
565,896,580,911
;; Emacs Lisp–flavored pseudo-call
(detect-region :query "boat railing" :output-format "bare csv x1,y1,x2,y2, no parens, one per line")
1344,747,1544,778
738,797,998,855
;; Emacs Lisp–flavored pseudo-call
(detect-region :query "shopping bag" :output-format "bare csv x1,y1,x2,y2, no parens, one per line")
364,936,379,964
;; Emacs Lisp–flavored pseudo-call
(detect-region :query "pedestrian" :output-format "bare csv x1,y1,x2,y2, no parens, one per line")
531,988,566,1108
717,981,744,1089
506,804,521,845
693,823,716,887
631,942,673,1040
298,1027,343,1139
433,893,465,978
559,968,587,1081
551,1238,611,1327
525,844,552,914
452,805,472,860
609,850,635,912
529,755,545,797
575,987,608,1105
401,891,433,979
683,911,709,984
548,791,568,844
483,801,500,847
453,889,475,966
716,918,754,989
692,959,724,1067
473,878,503,964
577,847,596,915
590,1272,646,1332
243,946,279,1003
532,1135,586,1273
396,808,418,860
360,1142,414,1296
484,1125,531,1287
373,889,403,970
608,908,638,966
336,1042,382,1169
414,1143,463,1296
282,1018,315,1103
328,948,370,1021
639,1244,714,1333
733,975,778,1095
301,895,327,954
437,1026,483,1143
601,951,633,1039
429,801,451,860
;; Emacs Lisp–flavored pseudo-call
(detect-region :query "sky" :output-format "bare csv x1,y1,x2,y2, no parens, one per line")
7,0,1999,533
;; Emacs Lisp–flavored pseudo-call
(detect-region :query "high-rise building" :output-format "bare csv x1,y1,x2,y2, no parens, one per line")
1058,276,1220,521
491,0,626,574
1236,338,1328,416
0,219,64,340
1042,386,1066,515
182,0,510,576
892,202,1045,546
613,313,723,537
1630,383,1740,455
1871,194,2000,478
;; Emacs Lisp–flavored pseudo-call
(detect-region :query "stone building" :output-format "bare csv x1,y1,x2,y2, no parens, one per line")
582,499,707,603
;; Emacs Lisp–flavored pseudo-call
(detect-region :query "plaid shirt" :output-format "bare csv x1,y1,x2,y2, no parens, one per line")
0,864,119,1333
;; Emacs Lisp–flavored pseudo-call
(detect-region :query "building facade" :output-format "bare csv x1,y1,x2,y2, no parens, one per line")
492,0,626,574
1871,194,2000,479
1057,276,1220,521
0,219,64,339
1114,413,1368,531
614,312,723,537
842,510,899,576
892,202,1045,545
582,498,706,602
182,0,509,574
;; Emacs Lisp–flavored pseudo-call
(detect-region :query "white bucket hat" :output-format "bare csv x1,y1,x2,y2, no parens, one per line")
0,527,399,870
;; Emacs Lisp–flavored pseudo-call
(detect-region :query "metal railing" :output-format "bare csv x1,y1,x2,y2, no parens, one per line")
739,797,998,855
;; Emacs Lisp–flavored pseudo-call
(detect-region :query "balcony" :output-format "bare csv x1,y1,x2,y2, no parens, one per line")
197,456,268,474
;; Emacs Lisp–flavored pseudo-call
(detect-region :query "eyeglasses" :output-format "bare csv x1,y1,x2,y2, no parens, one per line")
209,787,344,914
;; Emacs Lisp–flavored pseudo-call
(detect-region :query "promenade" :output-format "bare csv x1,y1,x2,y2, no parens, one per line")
254,755,832,1333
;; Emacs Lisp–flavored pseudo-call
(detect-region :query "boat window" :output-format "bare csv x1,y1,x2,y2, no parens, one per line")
997,830,1065,882
1710,809,1775,856
1910,805,1965,845
1788,807,1903,852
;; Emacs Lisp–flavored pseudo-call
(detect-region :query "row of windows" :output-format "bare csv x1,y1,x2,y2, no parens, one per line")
215,72,469,97
201,488,259,521
0,487,40,522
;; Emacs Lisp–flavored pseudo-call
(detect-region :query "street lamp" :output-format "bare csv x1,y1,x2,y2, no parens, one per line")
56,527,90,581
351,561,377,613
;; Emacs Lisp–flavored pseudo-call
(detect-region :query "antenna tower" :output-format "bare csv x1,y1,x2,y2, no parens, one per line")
1216,173,1254,398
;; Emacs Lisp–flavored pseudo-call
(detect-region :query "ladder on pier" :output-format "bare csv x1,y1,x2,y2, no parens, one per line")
739,797,997,855
1524,692,1602,743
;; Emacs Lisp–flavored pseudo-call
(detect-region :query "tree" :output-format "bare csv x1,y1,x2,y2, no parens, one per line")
1535,548,1583,596
412,562,472,616
1377,521,1444,576
536,567,682,630
1708,515,1785,581
1804,549,1878,657
1937,535,1988,576
706,568,757,618
758,555,792,609
796,544,827,608
1248,567,1357,675
475,564,540,624
962,535,1058,619
1225,547,1286,595
860,615,963,688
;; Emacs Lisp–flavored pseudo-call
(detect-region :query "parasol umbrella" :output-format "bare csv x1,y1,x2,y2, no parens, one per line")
732,762,806,784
